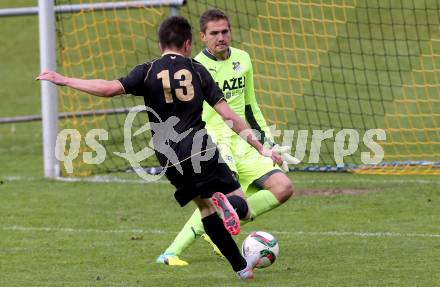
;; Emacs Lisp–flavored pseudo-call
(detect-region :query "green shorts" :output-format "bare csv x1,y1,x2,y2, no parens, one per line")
214,133,281,196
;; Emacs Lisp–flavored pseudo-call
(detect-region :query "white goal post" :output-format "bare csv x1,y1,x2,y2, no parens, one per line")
39,0,59,179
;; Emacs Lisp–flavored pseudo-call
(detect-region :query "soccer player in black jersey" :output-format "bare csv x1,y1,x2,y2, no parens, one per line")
36,16,282,280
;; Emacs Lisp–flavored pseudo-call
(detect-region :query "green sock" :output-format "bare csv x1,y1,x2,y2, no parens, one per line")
164,208,205,255
245,189,280,221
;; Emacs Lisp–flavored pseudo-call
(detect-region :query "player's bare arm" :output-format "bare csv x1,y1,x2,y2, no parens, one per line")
213,99,283,166
36,70,123,97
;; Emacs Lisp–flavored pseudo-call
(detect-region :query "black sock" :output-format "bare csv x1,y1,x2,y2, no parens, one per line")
202,213,247,272
227,195,249,219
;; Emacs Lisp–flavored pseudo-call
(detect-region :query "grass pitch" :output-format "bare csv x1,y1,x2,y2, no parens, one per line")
1,123,439,286
1,0,440,286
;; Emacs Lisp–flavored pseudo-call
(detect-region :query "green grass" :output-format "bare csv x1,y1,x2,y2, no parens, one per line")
1,122,440,286
1,1,440,286
0,2,40,117
1,172,440,286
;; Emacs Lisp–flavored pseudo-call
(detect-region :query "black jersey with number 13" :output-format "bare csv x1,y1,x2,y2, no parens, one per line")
119,53,224,166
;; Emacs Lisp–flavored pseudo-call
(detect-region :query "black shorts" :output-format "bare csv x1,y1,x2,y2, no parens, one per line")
165,150,241,207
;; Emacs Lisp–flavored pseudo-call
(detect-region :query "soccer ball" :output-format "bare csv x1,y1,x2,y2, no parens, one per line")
241,231,279,268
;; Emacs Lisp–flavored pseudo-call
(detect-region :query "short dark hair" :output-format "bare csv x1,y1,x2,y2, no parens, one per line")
199,9,230,33
158,16,192,49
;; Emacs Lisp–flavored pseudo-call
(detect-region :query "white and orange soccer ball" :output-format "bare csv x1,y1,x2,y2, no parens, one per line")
241,231,280,268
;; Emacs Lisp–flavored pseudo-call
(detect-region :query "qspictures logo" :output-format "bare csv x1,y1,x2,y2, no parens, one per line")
54,106,387,181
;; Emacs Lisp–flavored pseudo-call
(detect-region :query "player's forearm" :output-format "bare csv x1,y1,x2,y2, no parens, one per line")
64,77,122,97
36,70,123,97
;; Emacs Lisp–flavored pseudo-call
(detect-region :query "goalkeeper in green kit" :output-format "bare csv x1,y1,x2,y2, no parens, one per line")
157,9,297,266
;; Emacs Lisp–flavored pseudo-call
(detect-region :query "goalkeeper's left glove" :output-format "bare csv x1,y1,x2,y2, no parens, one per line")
272,144,300,172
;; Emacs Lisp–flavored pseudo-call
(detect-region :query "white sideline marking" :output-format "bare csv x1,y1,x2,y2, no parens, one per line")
3,175,440,185
299,178,440,185
2,226,440,238
2,225,169,234
277,230,440,238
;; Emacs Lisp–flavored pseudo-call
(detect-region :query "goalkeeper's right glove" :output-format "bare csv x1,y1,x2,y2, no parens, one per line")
272,145,300,172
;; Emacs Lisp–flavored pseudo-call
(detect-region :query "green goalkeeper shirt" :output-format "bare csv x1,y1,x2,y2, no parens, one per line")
195,47,272,144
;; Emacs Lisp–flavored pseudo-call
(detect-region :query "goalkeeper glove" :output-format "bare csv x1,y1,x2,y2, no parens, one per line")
272,144,300,172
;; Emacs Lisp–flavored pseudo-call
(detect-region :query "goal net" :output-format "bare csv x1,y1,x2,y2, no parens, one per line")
55,0,440,176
